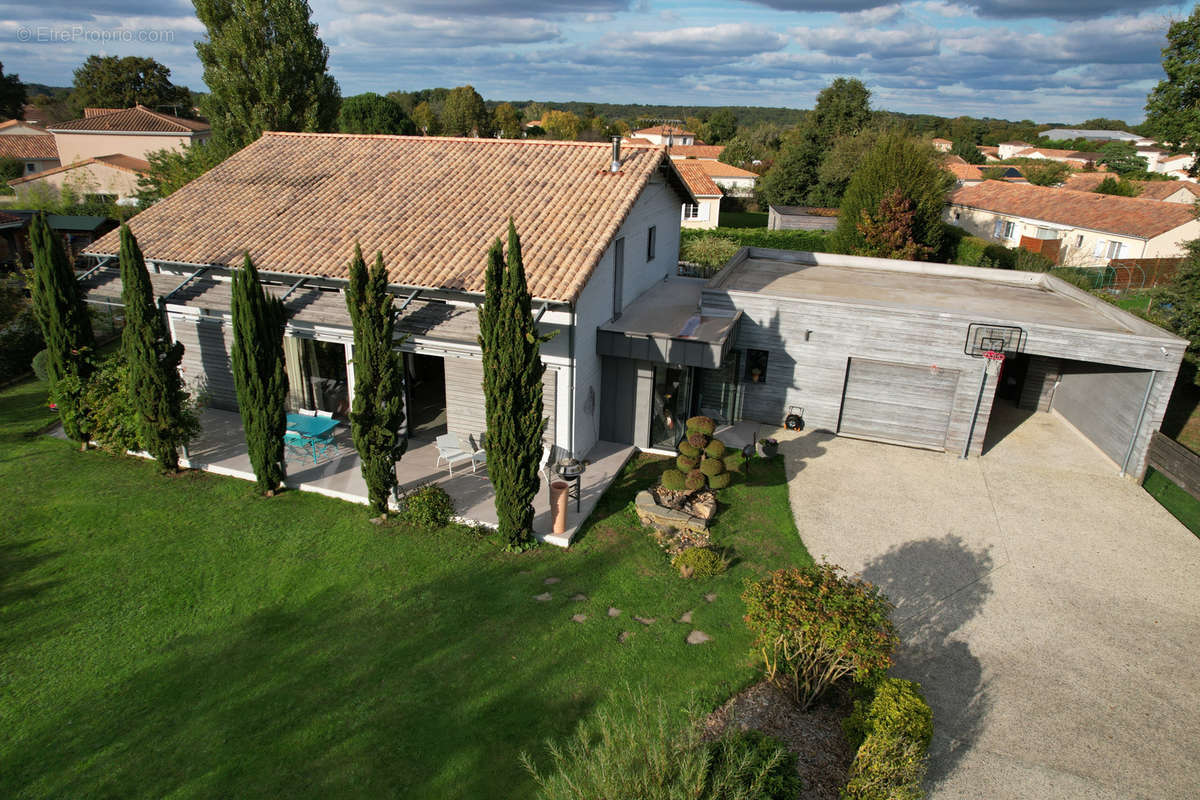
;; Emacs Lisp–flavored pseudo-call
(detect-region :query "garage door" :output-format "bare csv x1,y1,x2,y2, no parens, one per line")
838,358,959,450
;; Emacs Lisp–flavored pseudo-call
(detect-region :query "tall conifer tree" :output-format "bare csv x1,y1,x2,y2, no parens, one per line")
231,253,289,494
345,245,405,516
119,225,194,471
478,221,550,549
28,211,95,444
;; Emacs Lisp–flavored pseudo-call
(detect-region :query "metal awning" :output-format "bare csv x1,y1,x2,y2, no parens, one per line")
597,276,740,369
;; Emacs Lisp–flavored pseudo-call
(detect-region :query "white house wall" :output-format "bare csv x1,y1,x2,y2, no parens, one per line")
1145,218,1200,258
681,197,721,229
571,175,682,457
946,205,1159,265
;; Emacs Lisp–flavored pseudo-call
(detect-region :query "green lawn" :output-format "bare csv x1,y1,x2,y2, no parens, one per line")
1143,468,1200,538
717,211,768,228
0,377,811,799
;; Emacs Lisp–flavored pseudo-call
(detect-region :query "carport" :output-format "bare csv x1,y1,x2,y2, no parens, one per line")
686,248,1187,478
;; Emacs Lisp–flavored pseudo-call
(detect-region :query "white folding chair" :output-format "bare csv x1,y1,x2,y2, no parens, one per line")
435,433,474,475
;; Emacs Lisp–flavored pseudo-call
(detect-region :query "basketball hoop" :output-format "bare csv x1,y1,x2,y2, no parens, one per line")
983,350,1005,376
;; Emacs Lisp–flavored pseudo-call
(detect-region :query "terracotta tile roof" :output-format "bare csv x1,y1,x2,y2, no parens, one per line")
669,145,724,159
634,125,695,137
9,153,151,186
1137,181,1200,201
52,105,210,134
949,180,1198,239
84,107,124,117
1060,172,1107,192
1015,147,1100,162
674,160,723,197
0,119,44,131
999,140,1029,146
84,132,682,302
932,137,952,144
946,162,984,181
621,137,655,146
1159,152,1193,164
0,133,58,160
979,146,999,154
689,159,758,179
945,154,967,164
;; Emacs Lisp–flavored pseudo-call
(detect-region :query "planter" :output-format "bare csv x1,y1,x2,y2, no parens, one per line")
756,440,778,458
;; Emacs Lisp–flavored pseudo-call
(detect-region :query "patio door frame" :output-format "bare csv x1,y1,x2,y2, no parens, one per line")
283,324,355,415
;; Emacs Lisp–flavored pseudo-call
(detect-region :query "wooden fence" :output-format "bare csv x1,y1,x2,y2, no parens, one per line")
1107,257,1184,290
1146,431,1200,499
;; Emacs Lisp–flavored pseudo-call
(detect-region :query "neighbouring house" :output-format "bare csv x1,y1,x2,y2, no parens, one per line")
931,137,952,152
668,145,724,160
1062,172,1200,202
79,133,696,479
978,145,1000,161
632,125,696,147
683,159,758,197
1011,146,1102,167
7,153,150,204
48,105,211,165
1155,152,1195,180
673,161,724,228
767,205,839,231
1,210,115,268
946,180,1200,266
0,120,60,175
1040,128,1155,147
946,162,1024,186
598,246,1182,477
998,141,1031,159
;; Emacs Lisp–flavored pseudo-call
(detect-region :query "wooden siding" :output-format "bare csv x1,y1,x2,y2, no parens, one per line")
839,358,959,449
1020,355,1060,412
444,356,558,451
1052,362,1152,467
1146,432,1200,499
768,206,839,231
171,314,237,411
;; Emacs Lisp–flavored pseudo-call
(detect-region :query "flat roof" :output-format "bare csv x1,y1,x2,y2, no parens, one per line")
707,249,1181,341
602,276,737,343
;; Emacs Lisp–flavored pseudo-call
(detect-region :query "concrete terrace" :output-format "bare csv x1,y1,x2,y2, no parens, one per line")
178,408,633,546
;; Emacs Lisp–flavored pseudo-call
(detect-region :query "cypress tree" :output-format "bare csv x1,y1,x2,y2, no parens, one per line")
345,245,405,516
230,253,289,494
478,221,551,550
119,224,195,471
28,211,95,445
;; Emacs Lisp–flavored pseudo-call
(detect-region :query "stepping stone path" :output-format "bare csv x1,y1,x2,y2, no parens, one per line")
704,593,717,603
678,611,693,624
570,593,588,602
608,607,622,617
534,592,552,602
618,631,633,644
544,577,561,585
519,570,533,576
571,614,587,623
633,616,656,626
686,630,712,645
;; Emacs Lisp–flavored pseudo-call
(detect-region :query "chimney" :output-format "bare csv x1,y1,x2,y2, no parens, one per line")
610,136,621,172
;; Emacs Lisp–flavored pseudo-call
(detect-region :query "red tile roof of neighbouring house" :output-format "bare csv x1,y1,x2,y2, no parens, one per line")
51,105,210,134
1014,147,1100,162
8,154,152,186
668,145,724,159
674,160,723,197
689,159,758,179
1060,173,1200,200
949,180,1198,239
947,162,985,181
84,132,691,302
0,133,58,160
633,125,696,137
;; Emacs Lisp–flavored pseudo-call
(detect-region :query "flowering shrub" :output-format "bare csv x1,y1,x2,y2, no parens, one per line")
742,564,898,710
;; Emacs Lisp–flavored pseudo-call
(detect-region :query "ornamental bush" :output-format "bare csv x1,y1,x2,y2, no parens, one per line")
83,356,145,455
704,439,726,459
686,415,716,435
842,679,933,800
742,563,898,710
685,470,706,491
660,469,686,491
709,729,801,800
708,471,732,490
672,546,728,578
677,454,699,471
678,440,701,458
700,457,725,477
402,484,455,529
687,431,708,449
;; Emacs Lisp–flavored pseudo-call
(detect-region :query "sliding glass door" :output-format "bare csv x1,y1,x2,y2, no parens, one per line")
649,365,693,450
284,337,349,417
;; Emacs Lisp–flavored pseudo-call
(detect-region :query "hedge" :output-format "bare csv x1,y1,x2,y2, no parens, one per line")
681,227,832,255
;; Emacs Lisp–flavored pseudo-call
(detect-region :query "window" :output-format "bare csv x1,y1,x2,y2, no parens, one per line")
992,219,1015,240
612,237,624,319
744,349,769,384
1075,234,1084,248
683,204,700,219
1107,240,1126,259
25,163,35,173
646,225,656,261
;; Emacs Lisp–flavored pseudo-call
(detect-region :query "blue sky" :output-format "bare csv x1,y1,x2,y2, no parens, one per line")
0,1,1193,122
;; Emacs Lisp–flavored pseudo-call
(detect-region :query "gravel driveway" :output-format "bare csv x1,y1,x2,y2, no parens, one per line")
780,403,1200,799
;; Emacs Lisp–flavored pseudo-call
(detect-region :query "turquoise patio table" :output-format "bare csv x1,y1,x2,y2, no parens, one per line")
285,413,339,464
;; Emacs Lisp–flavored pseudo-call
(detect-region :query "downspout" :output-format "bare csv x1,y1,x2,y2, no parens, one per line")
567,302,576,458
1120,371,1156,477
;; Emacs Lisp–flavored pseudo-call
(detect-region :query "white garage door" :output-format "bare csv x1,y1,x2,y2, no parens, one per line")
838,358,959,450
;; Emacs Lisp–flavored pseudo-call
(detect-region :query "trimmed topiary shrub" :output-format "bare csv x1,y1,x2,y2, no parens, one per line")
678,440,701,458
687,431,708,449
704,439,726,459
684,471,706,491
700,457,725,477
708,471,732,490
742,563,898,710
671,546,727,578
842,678,933,800
708,729,800,800
661,468,686,491
686,415,716,435
402,484,455,529
677,454,699,471
31,349,50,382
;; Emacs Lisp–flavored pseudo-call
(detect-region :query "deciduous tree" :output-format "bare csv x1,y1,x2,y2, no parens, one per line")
951,137,986,164
345,245,406,516
27,212,94,444
137,139,235,204
70,55,191,116
855,188,933,261
231,253,289,494
194,0,341,149
704,109,737,143
1021,160,1071,186
118,225,196,470
540,109,582,141
411,101,440,135
1098,141,1149,176
1145,5,1200,175
478,221,551,550
337,92,415,135
493,102,523,139
441,85,491,137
